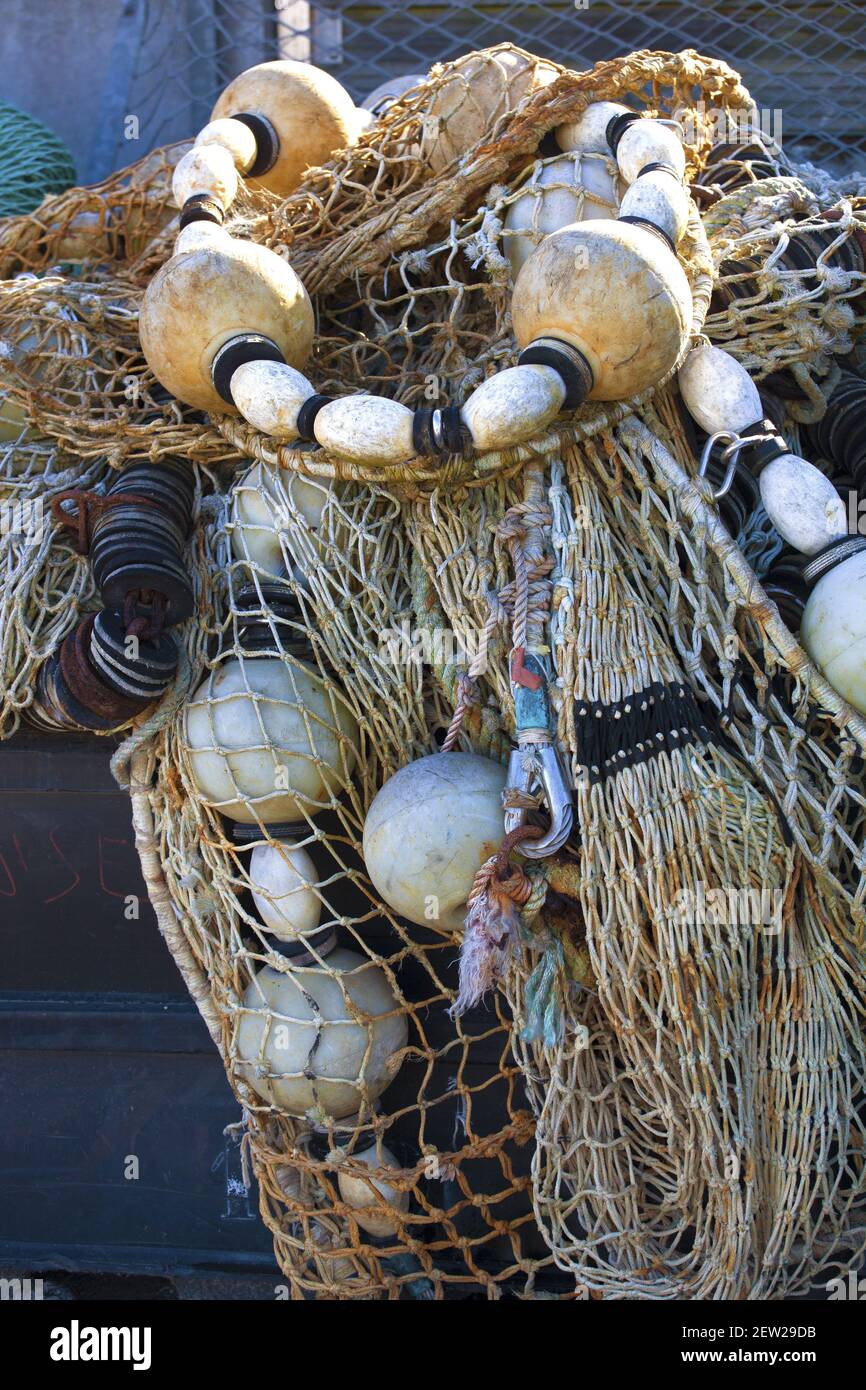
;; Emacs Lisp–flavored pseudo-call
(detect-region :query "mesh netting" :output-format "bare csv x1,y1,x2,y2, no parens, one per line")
2,45,866,1298
0,101,76,218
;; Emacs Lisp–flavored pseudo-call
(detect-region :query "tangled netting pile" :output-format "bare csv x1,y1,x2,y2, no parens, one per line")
2,47,866,1299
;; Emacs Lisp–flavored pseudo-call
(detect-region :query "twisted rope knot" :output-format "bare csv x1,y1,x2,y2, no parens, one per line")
497,493,555,651
453,826,544,1016
817,263,858,293
466,825,540,911
496,498,553,548
441,671,481,752
439,579,509,751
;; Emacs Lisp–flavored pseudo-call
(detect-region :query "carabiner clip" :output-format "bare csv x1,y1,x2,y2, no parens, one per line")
504,742,573,858
504,647,574,859
698,430,740,500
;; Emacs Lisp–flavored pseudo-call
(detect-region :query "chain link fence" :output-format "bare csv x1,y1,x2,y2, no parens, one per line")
90,0,865,179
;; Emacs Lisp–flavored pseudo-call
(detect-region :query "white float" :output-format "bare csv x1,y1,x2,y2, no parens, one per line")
236,948,407,1118
502,154,623,276
362,751,507,932
313,395,416,468
461,364,565,449
194,117,258,173
758,454,847,555
229,359,315,441
248,838,321,940
555,101,631,155
615,118,686,184
171,143,238,212
678,344,763,436
619,168,689,245
229,458,330,583
801,549,866,715
183,656,358,823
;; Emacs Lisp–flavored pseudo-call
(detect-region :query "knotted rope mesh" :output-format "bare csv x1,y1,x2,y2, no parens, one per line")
2,45,866,1298
0,101,76,218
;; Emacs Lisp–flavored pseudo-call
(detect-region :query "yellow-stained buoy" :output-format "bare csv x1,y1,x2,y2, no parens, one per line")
422,47,557,173
512,219,692,401
139,237,314,414
0,396,31,444
0,321,113,445
338,1141,410,1237
210,59,359,196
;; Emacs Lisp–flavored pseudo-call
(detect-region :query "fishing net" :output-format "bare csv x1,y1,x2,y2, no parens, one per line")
2,44,866,1299
0,101,76,218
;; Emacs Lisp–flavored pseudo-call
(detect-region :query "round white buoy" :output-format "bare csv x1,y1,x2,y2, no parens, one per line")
362,751,507,932
801,549,866,714
183,656,357,824
229,459,330,583
236,948,407,1118
503,154,623,277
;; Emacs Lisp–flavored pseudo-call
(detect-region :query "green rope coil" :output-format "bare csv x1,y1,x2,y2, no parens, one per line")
0,101,76,218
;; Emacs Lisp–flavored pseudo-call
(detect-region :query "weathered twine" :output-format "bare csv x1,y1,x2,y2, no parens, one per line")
1,45,866,1299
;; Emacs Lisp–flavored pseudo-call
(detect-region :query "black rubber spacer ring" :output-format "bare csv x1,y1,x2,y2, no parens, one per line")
296,394,333,442
231,111,280,178
440,405,466,453
211,334,286,406
517,339,592,412
637,161,681,179
179,194,224,229
412,405,466,456
412,407,435,455
606,110,641,156
739,417,789,476
802,534,866,587
618,214,677,254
